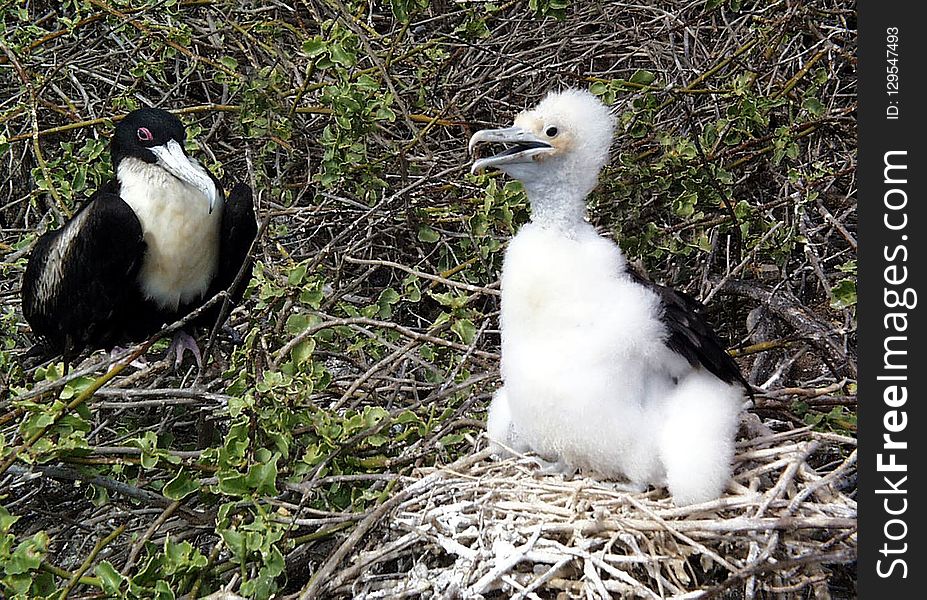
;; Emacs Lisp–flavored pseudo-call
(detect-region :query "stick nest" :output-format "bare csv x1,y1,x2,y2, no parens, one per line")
324,425,856,599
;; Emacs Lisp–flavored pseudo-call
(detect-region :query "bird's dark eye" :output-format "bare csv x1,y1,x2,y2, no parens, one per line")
545,126,558,137
137,127,153,142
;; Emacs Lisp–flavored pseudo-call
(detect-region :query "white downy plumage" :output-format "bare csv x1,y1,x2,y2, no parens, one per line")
470,89,746,506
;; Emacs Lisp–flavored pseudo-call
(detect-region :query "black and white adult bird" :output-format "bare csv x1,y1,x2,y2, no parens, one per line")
22,108,257,367
469,89,750,506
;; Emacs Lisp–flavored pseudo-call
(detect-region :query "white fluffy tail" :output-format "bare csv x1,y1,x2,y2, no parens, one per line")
659,371,744,506
487,387,532,457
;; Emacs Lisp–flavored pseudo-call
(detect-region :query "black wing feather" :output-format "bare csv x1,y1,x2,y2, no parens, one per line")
212,182,257,301
627,268,752,395
23,190,146,355
189,182,256,333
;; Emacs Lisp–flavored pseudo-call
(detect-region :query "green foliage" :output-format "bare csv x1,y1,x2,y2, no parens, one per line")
389,0,429,22
528,0,571,19
9,364,93,463
586,36,830,283
30,137,112,222
792,403,857,435
831,260,857,310
91,536,211,599
0,507,49,599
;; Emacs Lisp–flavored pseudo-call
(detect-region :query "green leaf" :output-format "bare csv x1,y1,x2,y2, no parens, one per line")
220,528,246,559
91,484,111,506
0,505,19,532
5,573,33,596
417,225,440,243
378,288,400,306
329,43,354,66
287,263,307,286
162,537,208,574
32,571,57,597
439,433,465,446
154,578,177,600
363,406,389,428
246,453,279,495
451,318,477,345
265,545,286,576
217,471,250,496
376,287,401,318
396,410,422,425
629,69,656,85
299,286,324,308
94,560,125,595
140,451,158,469
129,431,160,469
674,191,698,218
302,38,327,57
163,470,200,500
285,313,315,335
239,569,278,600
837,259,857,274
6,531,48,575
813,67,829,85
830,278,857,309
302,443,324,466
429,291,468,310
221,421,250,464
291,339,316,366
367,434,388,447
375,106,397,122
72,168,86,192
802,97,826,117
343,412,366,436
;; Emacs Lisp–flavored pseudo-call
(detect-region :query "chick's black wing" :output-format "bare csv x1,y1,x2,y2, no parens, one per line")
627,268,752,395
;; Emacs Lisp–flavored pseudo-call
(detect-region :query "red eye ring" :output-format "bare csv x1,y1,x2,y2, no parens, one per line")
137,127,153,142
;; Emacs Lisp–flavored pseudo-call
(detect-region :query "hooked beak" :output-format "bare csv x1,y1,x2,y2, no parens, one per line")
150,139,219,213
468,126,554,175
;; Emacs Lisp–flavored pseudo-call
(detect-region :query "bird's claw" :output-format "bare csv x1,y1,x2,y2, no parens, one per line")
611,481,649,494
531,456,577,477
169,331,203,370
108,346,148,371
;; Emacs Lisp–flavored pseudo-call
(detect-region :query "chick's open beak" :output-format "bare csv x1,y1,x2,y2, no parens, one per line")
469,126,554,174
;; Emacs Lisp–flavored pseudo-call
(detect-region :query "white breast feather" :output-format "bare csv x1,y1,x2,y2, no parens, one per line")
118,157,222,310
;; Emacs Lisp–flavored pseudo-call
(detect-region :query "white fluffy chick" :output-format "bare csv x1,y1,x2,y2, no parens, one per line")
469,89,749,506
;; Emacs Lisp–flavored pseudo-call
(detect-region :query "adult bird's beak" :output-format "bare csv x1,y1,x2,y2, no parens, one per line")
151,139,219,213
468,126,554,174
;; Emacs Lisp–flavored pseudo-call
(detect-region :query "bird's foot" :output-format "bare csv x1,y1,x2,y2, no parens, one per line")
108,346,148,371
611,481,649,494
531,456,577,477
168,331,203,370
22,343,55,371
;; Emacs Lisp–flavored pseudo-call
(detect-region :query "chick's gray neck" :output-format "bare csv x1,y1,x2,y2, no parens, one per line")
523,180,589,237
